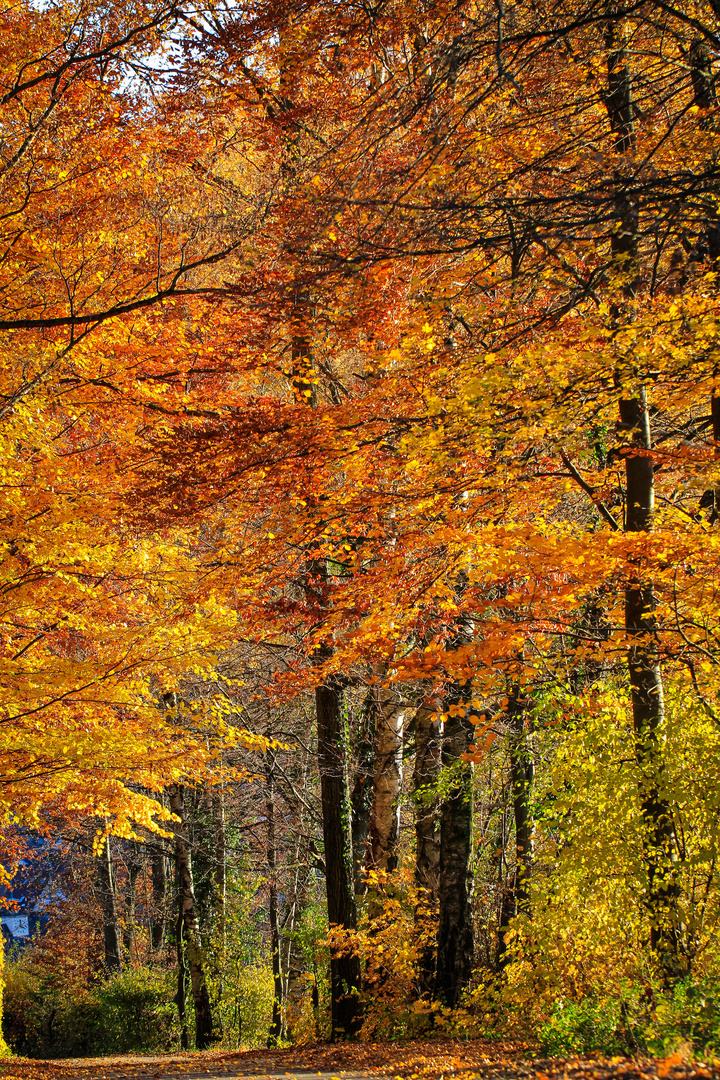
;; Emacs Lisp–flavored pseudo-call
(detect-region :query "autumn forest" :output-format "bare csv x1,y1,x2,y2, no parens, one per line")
2,0,720,1062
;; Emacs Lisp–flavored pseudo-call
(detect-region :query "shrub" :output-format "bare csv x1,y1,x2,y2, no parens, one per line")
539,997,625,1056
3,961,178,1057
494,978,720,1059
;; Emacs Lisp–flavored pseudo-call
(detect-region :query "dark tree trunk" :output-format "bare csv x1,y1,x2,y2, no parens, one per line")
706,386,720,523
621,392,683,980
316,670,362,1039
286,195,360,1034
691,43,720,521
689,36,717,117
435,687,475,1007
413,704,442,992
97,833,121,975
414,705,442,898
496,686,534,968
169,784,215,1049
265,750,285,1045
213,781,227,1002
604,11,639,295
603,8,683,984
507,688,534,911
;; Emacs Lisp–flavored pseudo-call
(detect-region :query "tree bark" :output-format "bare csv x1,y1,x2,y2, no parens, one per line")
368,684,404,874
507,687,533,912
169,784,215,1049
413,704,442,899
496,685,535,967
265,750,285,1045
213,780,227,999
690,41,720,521
413,703,442,992
121,840,142,962
350,690,375,896
603,9,684,983
435,687,475,1007
621,392,683,979
316,668,362,1039
689,35,717,117
175,907,189,1050
605,11,639,295
151,844,168,951
97,833,121,975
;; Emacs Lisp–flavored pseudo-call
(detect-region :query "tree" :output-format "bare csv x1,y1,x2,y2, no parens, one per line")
5,0,720,1046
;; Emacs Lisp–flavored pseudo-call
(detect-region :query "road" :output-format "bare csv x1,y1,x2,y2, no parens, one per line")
0,1037,715,1080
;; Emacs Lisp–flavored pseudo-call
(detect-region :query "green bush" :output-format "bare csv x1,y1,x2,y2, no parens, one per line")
538,979,720,1059
83,967,179,1054
539,997,625,1056
3,962,179,1057
644,978,720,1058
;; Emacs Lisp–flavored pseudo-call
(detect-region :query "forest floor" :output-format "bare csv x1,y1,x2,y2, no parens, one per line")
0,1038,717,1080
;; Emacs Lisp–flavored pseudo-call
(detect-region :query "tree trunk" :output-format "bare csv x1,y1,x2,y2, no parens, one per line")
316,669,362,1039
495,685,535,967
605,11,639,295
175,907,189,1050
122,841,143,962
435,687,475,1007
97,833,121,975
413,703,442,992
169,784,215,1049
368,684,404,874
507,687,533,912
151,844,168,951
690,43,720,520
689,35,717,118
284,859,310,1034
350,690,375,895
213,781,227,994
604,9,683,983
414,704,442,898
285,165,361,1031
265,750,285,1045
621,392,683,980
495,808,515,969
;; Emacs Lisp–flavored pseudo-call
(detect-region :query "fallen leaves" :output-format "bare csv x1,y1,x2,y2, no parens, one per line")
0,1039,717,1080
